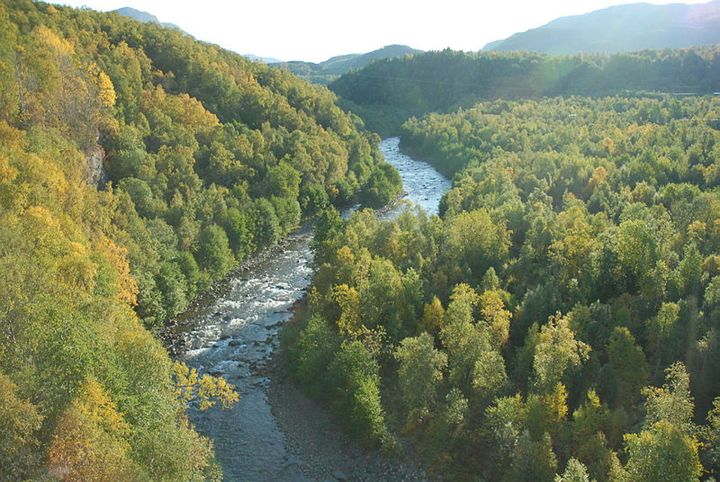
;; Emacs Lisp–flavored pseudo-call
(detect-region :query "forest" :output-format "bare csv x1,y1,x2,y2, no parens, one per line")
4,0,720,480
330,48,720,135
286,96,720,481
0,1,400,480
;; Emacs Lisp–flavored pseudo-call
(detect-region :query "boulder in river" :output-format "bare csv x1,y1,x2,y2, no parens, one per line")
332,470,349,481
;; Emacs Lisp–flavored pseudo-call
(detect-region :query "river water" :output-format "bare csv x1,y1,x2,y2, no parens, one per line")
171,138,450,481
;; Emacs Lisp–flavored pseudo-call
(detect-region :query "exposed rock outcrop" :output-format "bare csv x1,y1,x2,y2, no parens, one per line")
85,144,108,189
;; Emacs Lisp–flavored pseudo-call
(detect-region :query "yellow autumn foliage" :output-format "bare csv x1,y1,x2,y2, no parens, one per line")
48,378,144,482
173,362,239,411
88,63,117,108
96,236,138,305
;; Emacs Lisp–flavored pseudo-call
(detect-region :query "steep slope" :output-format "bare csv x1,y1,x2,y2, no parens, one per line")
116,8,282,64
0,1,399,480
484,0,720,54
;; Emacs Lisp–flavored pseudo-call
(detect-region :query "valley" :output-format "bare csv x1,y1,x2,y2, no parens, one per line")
168,138,449,480
2,1,720,481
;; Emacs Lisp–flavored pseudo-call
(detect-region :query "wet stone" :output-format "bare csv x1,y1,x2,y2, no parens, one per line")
333,470,349,481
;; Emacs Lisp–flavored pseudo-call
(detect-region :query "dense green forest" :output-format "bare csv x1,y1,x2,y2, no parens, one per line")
331,48,720,135
0,1,399,480
286,96,720,480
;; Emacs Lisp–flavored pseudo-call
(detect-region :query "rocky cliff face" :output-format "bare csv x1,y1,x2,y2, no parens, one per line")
86,145,107,189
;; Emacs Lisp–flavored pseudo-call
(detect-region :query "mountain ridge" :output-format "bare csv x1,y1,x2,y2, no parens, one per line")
243,53,283,63
113,6,182,31
275,44,423,84
484,0,720,54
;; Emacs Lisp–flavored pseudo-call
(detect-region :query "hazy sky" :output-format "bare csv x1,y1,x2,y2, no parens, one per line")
53,0,704,62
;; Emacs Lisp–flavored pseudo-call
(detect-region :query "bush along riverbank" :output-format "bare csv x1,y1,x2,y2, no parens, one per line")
283,96,720,481
274,296,431,481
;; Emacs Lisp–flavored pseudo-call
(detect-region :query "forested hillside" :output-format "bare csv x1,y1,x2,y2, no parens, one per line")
287,96,720,481
0,1,399,480
331,48,720,135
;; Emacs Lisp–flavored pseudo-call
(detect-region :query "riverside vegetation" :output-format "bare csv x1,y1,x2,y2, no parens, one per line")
286,96,720,481
0,1,400,480
4,0,720,481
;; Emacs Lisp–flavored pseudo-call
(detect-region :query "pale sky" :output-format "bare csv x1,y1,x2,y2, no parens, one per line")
53,0,705,62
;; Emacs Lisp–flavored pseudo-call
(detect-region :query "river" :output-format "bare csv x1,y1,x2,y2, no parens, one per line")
170,137,451,481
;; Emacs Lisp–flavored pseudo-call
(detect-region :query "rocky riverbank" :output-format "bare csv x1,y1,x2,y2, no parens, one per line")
164,138,449,481
268,339,429,482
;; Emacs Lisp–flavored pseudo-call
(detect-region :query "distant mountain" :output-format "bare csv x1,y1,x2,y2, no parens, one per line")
322,45,424,74
115,8,284,63
243,54,283,64
276,45,423,84
484,0,720,54
113,7,182,31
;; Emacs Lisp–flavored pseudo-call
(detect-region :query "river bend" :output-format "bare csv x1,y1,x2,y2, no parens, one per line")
172,138,450,481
